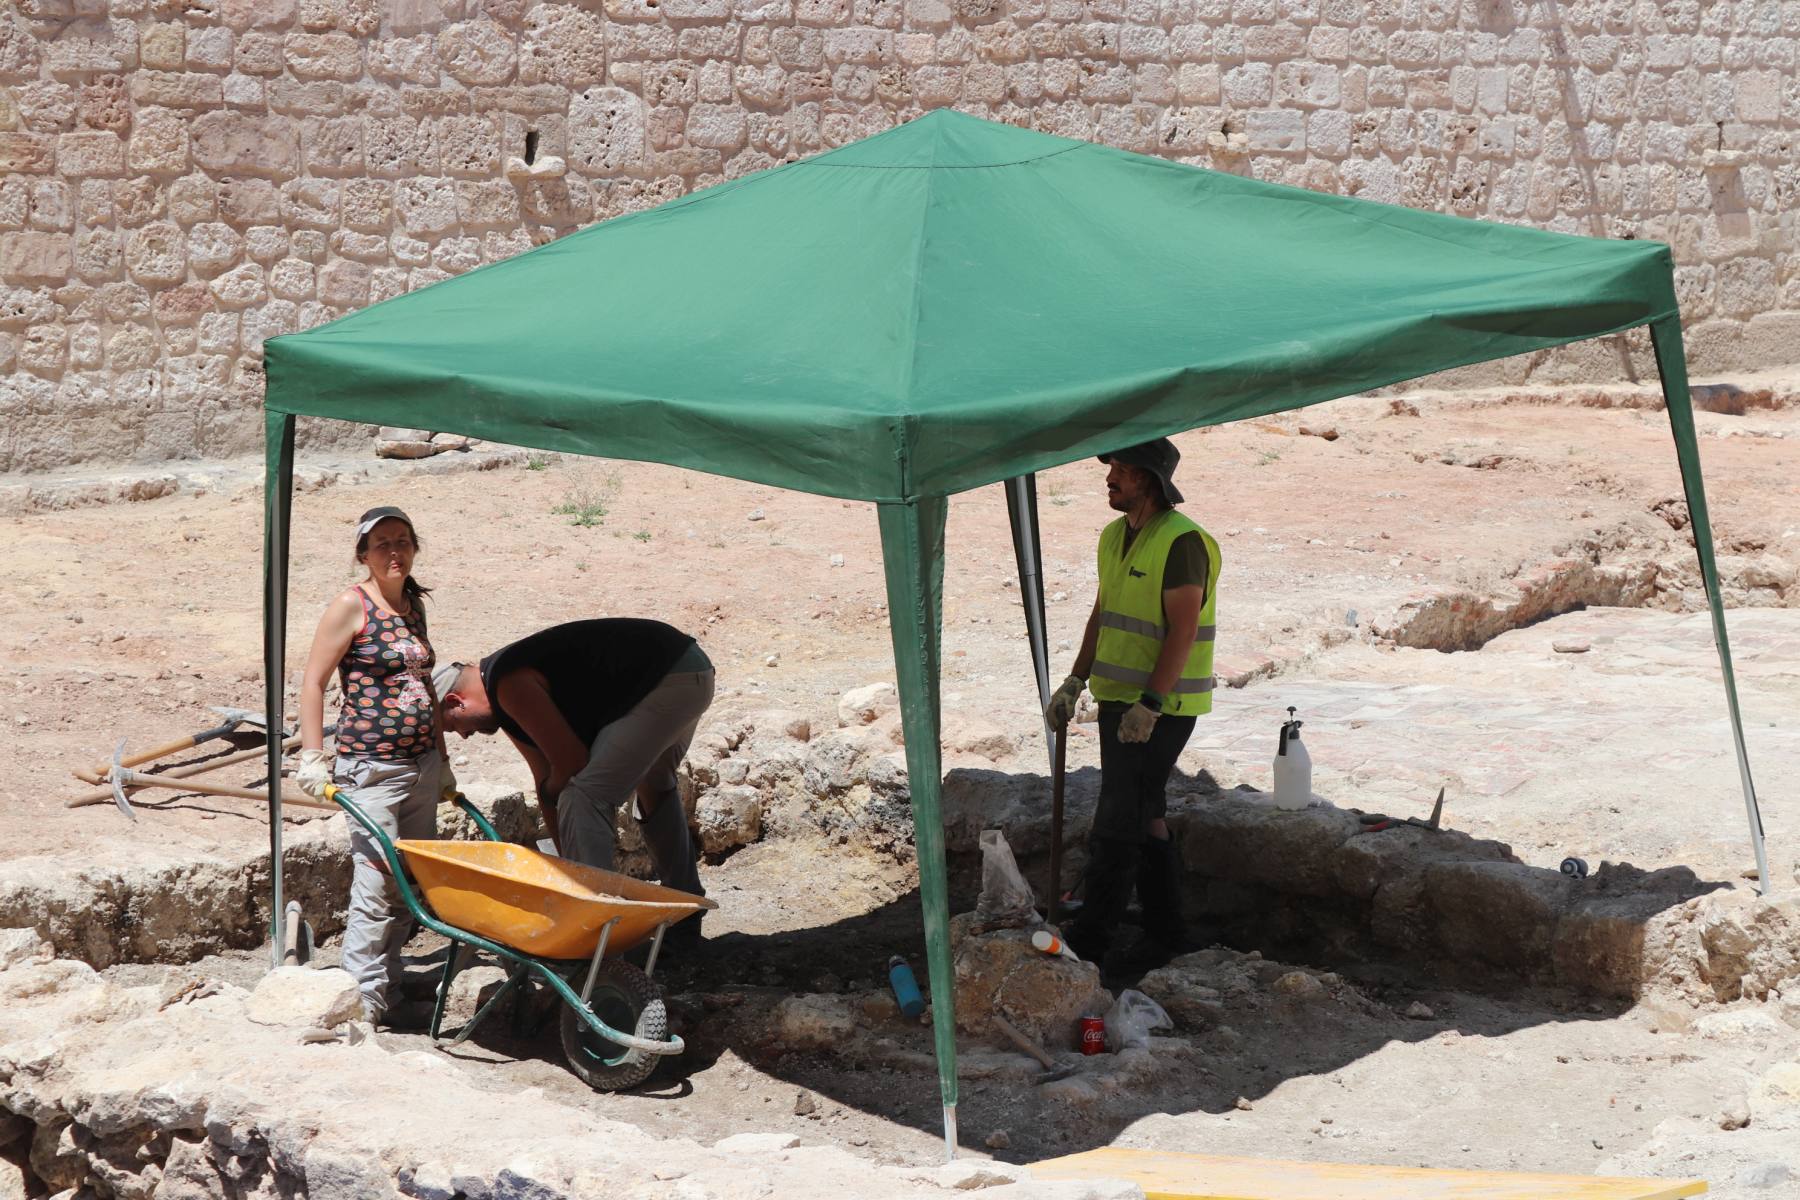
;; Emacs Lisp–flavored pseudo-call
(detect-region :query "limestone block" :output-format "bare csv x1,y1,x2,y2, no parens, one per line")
437,20,515,86
78,75,131,134
44,18,139,78
519,5,607,87
283,31,362,81
0,926,51,969
123,221,184,284
438,114,499,176
241,298,296,351
430,234,481,273
369,266,408,303
771,992,857,1050
280,177,338,228
67,322,102,369
235,30,286,75
268,257,316,300
394,176,457,234
686,102,750,151
187,25,234,70
17,324,68,375
338,178,391,230
300,0,381,35
0,132,53,173
568,86,645,172
28,179,72,231
0,13,43,80
330,229,388,261
1,231,72,281
448,178,513,228
248,965,363,1027
218,178,279,226
239,226,288,264
123,107,187,175
97,281,150,321
0,286,53,327
1424,861,1571,973
208,262,267,309
366,116,432,176
130,71,223,109
317,257,369,305
303,115,363,175
1245,108,1305,153
192,111,297,178
72,227,119,281
153,281,213,324
106,324,157,369
369,34,439,85
291,228,327,259
696,784,763,856
824,26,892,64
187,222,243,276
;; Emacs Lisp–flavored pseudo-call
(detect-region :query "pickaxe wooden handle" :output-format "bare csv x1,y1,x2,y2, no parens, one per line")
65,735,300,809
71,712,261,785
67,765,336,811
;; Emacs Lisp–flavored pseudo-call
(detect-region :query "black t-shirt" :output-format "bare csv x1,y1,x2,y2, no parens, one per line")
480,619,696,749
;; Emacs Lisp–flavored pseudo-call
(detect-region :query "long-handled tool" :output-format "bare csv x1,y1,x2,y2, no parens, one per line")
281,899,315,967
102,742,336,818
993,1014,1076,1084
1355,786,1447,835
65,733,304,810
1048,724,1066,923
73,706,277,785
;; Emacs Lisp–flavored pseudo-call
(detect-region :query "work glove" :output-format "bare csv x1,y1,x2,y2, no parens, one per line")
1045,674,1085,728
1117,702,1159,744
296,748,332,802
440,760,461,804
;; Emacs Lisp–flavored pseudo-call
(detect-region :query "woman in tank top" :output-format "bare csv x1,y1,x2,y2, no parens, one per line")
294,506,451,1026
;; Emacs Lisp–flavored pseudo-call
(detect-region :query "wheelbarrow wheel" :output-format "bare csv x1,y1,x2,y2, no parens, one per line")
559,959,667,1092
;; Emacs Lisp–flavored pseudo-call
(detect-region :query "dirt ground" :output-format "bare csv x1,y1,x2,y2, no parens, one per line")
6,373,1800,1193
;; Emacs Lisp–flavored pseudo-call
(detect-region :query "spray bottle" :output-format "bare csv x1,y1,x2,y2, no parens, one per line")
1273,706,1312,810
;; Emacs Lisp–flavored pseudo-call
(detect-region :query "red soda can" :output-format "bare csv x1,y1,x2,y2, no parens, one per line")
1079,1015,1106,1055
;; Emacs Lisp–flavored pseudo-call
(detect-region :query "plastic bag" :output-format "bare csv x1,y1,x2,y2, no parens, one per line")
974,828,1039,929
1105,989,1172,1052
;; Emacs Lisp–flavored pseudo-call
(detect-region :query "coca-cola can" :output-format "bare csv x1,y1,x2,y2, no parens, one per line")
1079,1015,1106,1056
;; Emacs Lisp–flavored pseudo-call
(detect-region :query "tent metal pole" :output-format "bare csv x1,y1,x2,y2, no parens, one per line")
1004,474,1056,770
1648,317,1771,894
876,498,960,1160
263,410,297,964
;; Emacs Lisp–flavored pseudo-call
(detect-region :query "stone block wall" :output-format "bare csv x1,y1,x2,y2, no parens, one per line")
0,0,1795,473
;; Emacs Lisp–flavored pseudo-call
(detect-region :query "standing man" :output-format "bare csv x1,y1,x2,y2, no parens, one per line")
433,619,712,945
1045,438,1220,969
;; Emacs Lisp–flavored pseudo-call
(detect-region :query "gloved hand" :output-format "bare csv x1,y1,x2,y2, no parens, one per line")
1045,674,1085,728
296,748,332,801
440,760,461,804
1117,701,1159,744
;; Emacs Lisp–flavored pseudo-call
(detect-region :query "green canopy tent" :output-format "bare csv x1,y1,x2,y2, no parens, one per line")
261,109,1767,1156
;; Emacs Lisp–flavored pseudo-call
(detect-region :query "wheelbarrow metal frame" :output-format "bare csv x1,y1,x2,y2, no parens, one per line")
326,786,685,1061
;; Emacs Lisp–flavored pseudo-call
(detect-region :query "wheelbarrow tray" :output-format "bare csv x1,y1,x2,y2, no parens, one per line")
395,839,716,960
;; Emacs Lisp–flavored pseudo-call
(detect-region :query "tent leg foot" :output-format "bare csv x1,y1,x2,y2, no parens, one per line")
942,1103,957,1162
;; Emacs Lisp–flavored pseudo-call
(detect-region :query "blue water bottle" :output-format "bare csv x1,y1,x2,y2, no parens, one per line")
888,955,925,1017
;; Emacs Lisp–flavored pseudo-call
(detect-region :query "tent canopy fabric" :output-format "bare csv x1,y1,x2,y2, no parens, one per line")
262,109,1762,1159
264,110,1678,504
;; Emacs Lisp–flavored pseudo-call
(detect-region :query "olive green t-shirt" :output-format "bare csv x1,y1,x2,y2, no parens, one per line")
1118,519,1210,596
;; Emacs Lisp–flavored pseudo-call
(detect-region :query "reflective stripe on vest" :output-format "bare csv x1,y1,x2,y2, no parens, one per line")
1090,509,1221,717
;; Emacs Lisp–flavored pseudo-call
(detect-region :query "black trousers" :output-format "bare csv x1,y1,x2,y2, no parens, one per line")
1067,703,1196,961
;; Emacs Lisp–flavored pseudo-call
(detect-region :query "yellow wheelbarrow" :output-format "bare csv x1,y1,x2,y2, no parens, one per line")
326,784,715,1090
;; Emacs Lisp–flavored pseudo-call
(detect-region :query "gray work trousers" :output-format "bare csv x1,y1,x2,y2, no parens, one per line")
557,663,712,899
335,749,441,1019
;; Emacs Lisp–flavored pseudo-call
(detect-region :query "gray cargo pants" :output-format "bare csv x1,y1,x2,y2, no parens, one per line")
335,748,442,1020
557,650,712,899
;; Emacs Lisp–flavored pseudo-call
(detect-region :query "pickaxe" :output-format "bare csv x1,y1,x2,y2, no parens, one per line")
993,1014,1078,1085
101,740,336,820
72,706,283,786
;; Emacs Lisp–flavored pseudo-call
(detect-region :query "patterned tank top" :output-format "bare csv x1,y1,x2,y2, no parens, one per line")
334,588,437,761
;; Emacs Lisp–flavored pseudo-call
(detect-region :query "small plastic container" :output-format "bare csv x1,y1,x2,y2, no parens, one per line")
888,955,925,1017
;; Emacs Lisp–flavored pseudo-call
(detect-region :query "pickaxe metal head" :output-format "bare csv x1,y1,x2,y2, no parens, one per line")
109,739,137,822
208,706,265,728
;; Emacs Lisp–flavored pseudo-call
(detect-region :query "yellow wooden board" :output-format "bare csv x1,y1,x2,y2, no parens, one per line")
1030,1149,1706,1200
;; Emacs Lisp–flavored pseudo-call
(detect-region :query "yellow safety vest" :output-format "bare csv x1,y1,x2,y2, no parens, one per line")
1090,509,1220,717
